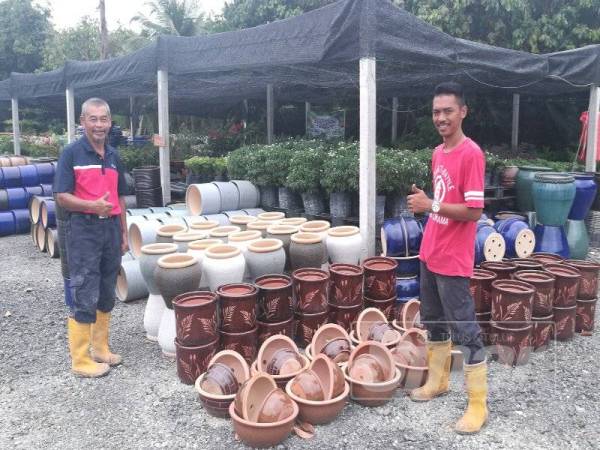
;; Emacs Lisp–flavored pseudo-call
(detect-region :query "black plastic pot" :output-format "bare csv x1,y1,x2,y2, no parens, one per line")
330,191,351,218
301,191,326,215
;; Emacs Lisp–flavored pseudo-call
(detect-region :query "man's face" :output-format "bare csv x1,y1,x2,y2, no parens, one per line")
81,104,111,146
432,94,467,139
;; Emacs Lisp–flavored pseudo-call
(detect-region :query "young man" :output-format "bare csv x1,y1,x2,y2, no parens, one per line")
54,98,129,377
407,82,487,434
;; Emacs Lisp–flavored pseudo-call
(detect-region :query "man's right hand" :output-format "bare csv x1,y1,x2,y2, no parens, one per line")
94,192,113,216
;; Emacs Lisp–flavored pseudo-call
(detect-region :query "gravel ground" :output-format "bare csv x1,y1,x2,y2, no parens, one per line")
1,233,598,449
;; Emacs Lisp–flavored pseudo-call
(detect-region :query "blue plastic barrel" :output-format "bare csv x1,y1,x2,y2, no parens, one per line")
41,199,56,229
35,163,55,184
12,209,30,234
40,184,53,196
6,187,28,209
1,167,21,188
0,211,16,236
18,165,40,187
25,185,43,197
0,169,3,188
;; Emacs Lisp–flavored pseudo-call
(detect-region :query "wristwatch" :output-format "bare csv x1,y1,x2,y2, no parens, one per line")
431,200,441,213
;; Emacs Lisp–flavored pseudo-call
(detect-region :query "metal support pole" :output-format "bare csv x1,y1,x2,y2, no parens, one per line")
359,57,377,259
11,98,21,155
391,97,398,143
66,86,76,143
129,95,134,137
511,93,520,151
267,84,274,144
157,69,171,205
305,102,311,136
586,85,600,172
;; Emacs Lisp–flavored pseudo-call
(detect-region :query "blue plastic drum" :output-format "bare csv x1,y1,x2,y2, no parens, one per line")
0,211,16,236
6,187,28,209
18,165,40,187
534,224,570,258
12,209,30,234
389,254,420,277
474,222,506,266
1,167,21,188
35,163,55,184
494,218,535,258
40,184,53,196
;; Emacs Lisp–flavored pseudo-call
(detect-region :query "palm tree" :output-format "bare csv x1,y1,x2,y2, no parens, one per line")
131,0,205,37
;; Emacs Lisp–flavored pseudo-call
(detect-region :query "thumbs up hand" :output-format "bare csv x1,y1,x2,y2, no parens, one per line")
407,184,432,214
94,191,113,216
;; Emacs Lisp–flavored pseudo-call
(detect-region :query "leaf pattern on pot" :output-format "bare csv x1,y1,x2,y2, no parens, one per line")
223,342,237,351
383,304,393,320
539,324,552,345
222,306,235,325
177,314,194,341
556,315,569,334
365,275,376,290
197,317,216,335
517,333,530,353
266,297,280,316
179,353,196,381
501,303,521,322
580,277,593,296
199,351,215,376
240,310,254,326
333,285,345,302
469,285,477,298
303,288,326,308
241,345,255,360
351,281,363,301
301,324,315,341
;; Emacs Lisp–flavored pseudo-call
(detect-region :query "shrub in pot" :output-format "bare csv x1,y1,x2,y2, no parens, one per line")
286,141,327,216
321,142,359,218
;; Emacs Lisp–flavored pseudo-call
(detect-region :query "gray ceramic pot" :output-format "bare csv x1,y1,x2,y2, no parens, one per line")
186,183,222,215
139,243,179,294
245,239,286,280
172,231,207,252
289,232,325,270
266,224,298,264
154,254,203,309
231,180,260,209
155,223,188,244
212,181,240,211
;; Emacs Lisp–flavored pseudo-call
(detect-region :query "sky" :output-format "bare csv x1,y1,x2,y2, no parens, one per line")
35,0,230,31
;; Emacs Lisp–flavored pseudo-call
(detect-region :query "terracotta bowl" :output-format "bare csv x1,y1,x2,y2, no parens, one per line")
531,252,563,265
200,362,239,396
367,321,401,346
266,348,304,376
390,320,406,335
195,373,238,419
400,298,421,330
347,341,395,382
288,369,325,401
394,361,428,391
257,317,295,348
250,355,310,389
342,364,401,407
285,379,350,425
257,334,301,373
348,354,385,383
229,398,298,448
310,354,345,400
257,387,296,423
234,373,276,421
311,323,351,362
356,307,388,341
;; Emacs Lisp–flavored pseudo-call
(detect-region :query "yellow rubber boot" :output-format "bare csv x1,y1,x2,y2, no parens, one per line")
68,318,110,378
90,311,122,366
410,339,451,402
455,361,488,434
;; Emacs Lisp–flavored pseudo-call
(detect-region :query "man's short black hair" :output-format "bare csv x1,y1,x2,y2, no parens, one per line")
434,82,465,106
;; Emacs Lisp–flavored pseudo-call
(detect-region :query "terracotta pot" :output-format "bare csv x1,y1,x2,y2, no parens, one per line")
289,232,325,270
399,298,421,330
155,223,187,243
217,283,258,333
469,268,497,313
476,311,492,346
310,354,345,400
355,308,388,341
553,305,576,341
235,372,278,421
200,362,239,396
255,274,293,323
480,261,518,280
285,379,349,425
575,298,597,333
490,279,534,328
490,321,532,366
328,303,362,332
532,314,554,351
202,244,246,291
220,327,258,363
257,317,295,347
544,263,581,307
257,388,296,423
393,352,428,390
329,263,364,307
363,295,396,322
154,254,203,309
326,226,362,264
513,270,555,316
174,338,219,385
564,259,600,300
530,252,563,265
292,268,329,314
510,258,544,271
362,256,398,300
172,291,219,346
294,311,329,348
288,369,325,401
245,239,286,279
311,324,350,360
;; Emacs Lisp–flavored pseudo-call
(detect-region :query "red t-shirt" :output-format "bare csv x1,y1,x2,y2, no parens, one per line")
419,137,485,277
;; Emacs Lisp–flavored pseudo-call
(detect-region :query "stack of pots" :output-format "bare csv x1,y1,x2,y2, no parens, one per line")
469,268,497,345
493,217,535,259
362,256,398,321
565,173,597,259
292,268,330,347
532,173,576,258
474,220,506,266
255,274,295,347
564,260,599,334
132,166,163,208
186,180,260,216
544,263,581,341
490,278,535,366
515,165,552,213
217,283,259,364
328,263,364,331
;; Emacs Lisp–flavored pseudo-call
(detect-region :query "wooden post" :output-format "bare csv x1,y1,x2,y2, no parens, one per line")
511,93,520,151
359,57,377,259
11,97,20,155
305,102,311,136
267,84,274,144
157,69,171,205
586,85,600,172
66,86,76,144
391,97,398,143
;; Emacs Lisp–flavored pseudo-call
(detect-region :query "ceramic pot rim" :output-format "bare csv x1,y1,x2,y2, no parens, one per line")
292,268,329,283
257,211,285,221
205,244,241,259
228,398,299,428
291,232,322,244
356,308,388,341
257,335,299,372
217,283,259,298
576,298,598,304
476,311,492,318
327,302,363,311
328,226,359,237
279,217,308,226
489,321,533,332
294,310,329,318
173,231,207,242
518,165,552,171
248,239,283,253
254,274,292,289
253,355,309,380
544,264,581,278
256,316,294,327
564,259,600,271
393,359,428,371
195,372,236,401
389,254,420,261
266,224,299,235
396,275,419,281
247,220,271,230
491,279,535,294
553,305,577,311
156,224,187,237
229,215,258,225
472,268,497,280
481,261,518,271
329,263,364,277
219,326,258,337
342,364,401,388
285,379,349,406
174,336,218,350
364,294,397,303
190,220,220,230
514,270,555,283
187,238,223,251
172,291,217,309
141,242,178,255
311,323,350,351
390,320,406,334
363,256,398,272
299,220,330,233
532,314,554,321
210,225,242,237
157,253,198,269
228,230,262,242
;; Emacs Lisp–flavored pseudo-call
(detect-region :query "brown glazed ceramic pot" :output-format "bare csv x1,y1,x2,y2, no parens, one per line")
172,291,219,346
255,274,293,323
490,321,532,366
362,256,398,300
217,283,258,333
363,295,396,322
564,259,600,300
476,311,492,346
469,268,497,313
531,252,563,265
257,317,295,347
174,338,219,385
201,362,239,396
532,314,554,351
329,263,364,307
575,298,597,333
294,310,329,348
490,279,534,328
220,327,258,363
328,303,362,332
513,270,555,316
292,268,329,314
544,264,581,307
553,305,576,341
510,258,544,271
480,261,518,280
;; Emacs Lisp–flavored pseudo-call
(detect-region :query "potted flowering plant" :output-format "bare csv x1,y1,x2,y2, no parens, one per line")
285,140,327,215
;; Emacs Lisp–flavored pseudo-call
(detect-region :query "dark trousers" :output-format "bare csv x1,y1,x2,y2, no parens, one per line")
420,262,485,364
66,214,122,323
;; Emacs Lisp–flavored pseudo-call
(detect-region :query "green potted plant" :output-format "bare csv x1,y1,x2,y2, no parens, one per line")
184,156,215,184
321,141,359,218
264,140,301,211
286,141,327,215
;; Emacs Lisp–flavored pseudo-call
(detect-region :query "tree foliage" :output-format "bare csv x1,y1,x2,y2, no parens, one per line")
131,0,206,37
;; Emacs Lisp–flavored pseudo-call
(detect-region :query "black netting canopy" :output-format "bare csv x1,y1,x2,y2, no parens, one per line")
0,0,598,112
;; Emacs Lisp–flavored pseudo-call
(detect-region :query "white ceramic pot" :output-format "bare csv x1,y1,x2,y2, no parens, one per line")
245,239,286,280
187,238,223,289
246,220,271,237
209,225,242,243
202,244,246,291
155,223,188,244
327,226,362,264
279,217,308,227
257,211,285,222
189,219,219,233
299,220,331,242
228,214,258,231
229,230,263,281
157,307,176,357
186,183,222,215
143,293,166,341
172,231,207,252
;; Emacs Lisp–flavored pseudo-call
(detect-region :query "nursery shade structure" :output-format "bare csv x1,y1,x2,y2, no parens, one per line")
1,0,600,255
